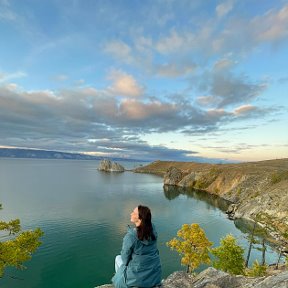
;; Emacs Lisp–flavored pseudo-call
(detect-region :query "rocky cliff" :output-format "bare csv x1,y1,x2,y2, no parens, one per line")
98,160,125,172
134,159,288,242
95,267,288,288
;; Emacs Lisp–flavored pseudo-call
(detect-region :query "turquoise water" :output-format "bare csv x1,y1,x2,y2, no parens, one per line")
0,159,279,288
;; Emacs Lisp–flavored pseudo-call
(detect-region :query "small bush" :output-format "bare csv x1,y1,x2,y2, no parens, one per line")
167,223,213,273
211,234,245,275
246,260,267,276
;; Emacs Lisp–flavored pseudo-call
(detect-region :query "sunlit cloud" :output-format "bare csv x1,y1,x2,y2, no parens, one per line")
253,4,288,42
107,70,144,97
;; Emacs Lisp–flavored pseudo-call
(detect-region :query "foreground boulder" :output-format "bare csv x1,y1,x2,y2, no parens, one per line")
95,267,288,288
98,160,125,172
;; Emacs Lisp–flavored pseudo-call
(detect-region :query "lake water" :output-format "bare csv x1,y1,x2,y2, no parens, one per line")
0,159,279,288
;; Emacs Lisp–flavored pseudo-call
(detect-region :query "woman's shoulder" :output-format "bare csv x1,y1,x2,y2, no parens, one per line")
124,225,137,241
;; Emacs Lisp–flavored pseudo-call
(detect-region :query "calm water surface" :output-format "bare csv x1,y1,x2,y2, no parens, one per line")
0,159,278,288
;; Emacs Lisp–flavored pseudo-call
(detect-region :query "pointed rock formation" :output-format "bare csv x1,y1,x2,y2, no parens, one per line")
98,160,125,172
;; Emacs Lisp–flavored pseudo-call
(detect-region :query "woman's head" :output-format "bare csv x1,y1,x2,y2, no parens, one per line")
130,205,155,241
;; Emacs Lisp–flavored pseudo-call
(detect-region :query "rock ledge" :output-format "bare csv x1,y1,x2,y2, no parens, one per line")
95,267,288,288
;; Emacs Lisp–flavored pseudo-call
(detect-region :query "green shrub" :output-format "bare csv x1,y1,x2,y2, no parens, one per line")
211,234,245,275
246,260,267,276
271,171,288,184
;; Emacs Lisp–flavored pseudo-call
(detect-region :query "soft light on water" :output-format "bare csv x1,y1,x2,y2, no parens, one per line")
0,159,279,287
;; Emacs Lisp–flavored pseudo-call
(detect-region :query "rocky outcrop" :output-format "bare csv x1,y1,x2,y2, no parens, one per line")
98,160,125,172
163,167,184,185
95,267,288,288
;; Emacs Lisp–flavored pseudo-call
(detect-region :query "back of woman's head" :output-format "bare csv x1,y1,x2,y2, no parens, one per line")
137,205,156,241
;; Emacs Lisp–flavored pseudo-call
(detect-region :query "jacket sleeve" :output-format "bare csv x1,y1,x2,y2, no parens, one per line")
121,232,135,266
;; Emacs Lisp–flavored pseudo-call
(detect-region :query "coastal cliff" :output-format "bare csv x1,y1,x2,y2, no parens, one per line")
134,159,288,242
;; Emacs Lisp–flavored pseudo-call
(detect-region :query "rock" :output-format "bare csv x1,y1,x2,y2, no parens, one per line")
163,167,183,186
226,203,238,220
98,160,125,172
161,271,194,287
94,267,288,288
178,172,196,188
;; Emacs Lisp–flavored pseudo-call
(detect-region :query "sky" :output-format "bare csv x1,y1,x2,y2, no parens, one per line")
0,0,288,162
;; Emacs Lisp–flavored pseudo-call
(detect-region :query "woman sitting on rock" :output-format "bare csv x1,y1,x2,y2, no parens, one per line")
112,205,162,288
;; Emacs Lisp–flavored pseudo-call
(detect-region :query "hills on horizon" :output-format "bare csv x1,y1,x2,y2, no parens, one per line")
0,148,147,163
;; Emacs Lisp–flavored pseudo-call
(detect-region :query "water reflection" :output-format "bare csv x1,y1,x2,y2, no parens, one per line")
163,185,230,212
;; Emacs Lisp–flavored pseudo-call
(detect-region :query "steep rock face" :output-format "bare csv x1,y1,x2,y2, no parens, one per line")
98,160,125,172
95,267,288,288
163,166,184,185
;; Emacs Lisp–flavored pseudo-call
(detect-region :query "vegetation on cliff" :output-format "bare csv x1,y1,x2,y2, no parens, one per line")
134,158,288,243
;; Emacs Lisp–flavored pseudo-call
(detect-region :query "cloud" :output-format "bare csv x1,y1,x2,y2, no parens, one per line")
196,96,219,107
155,30,186,54
216,0,234,18
253,4,288,43
103,3,288,80
211,73,266,108
213,58,236,71
194,65,267,108
103,40,134,64
234,104,256,116
155,62,197,78
118,98,177,121
0,0,17,21
53,74,69,82
107,70,144,97
0,70,27,82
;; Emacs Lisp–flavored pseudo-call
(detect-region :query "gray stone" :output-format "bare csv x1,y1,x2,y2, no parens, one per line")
163,167,183,186
94,267,288,288
98,160,125,172
178,172,196,188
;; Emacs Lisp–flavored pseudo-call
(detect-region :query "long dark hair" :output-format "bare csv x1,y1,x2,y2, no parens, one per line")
137,205,156,241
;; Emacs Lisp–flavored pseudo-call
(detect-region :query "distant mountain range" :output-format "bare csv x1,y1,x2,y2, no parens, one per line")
0,148,145,162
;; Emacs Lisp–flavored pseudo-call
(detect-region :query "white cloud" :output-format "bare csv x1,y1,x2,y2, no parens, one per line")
119,98,176,120
213,58,235,71
103,40,134,64
196,95,219,106
107,70,144,97
155,30,186,54
216,0,234,18
234,104,256,115
0,70,27,82
155,62,197,77
253,4,288,42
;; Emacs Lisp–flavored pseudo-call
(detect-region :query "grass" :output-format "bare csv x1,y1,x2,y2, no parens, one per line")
271,171,288,184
